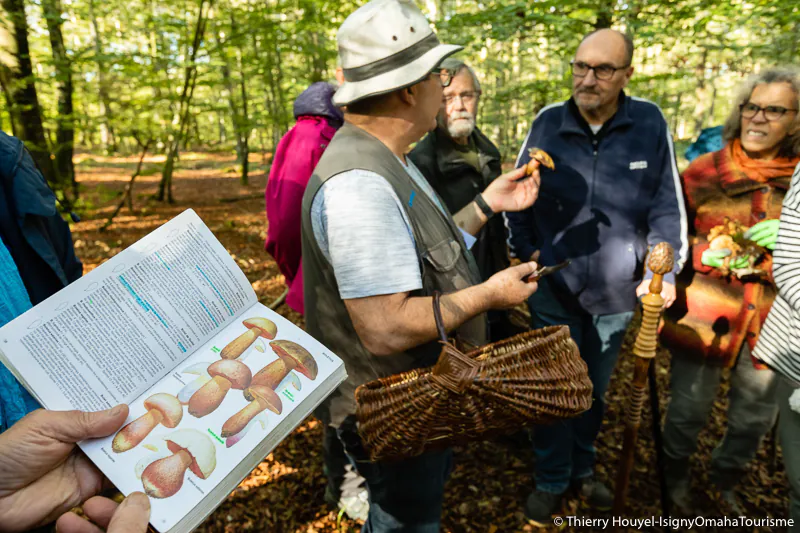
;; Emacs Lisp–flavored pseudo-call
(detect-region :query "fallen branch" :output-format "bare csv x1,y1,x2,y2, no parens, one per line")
101,138,153,232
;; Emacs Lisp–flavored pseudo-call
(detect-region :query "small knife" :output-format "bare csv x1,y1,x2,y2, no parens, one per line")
525,260,571,282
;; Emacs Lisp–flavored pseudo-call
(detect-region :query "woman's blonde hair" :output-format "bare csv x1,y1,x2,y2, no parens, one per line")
722,66,800,158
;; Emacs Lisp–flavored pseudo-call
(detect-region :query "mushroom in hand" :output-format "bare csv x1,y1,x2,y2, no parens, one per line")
141,429,216,498
525,147,555,175
112,393,183,453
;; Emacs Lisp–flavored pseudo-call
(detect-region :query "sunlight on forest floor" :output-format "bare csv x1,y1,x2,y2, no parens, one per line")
69,152,789,533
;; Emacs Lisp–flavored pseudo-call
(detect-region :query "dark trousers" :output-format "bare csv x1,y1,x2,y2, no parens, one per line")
323,423,350,506
662,346,778,489
336,417,453,533
778,377,800,531
528,282,633,494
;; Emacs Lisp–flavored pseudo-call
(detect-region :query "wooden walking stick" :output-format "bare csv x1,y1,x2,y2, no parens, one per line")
613,242,674,517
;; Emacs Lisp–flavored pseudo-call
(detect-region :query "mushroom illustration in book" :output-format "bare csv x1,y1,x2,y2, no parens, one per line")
112,393,183,453
220,317,277,359
270,340,318,380
139,429,217,499
220,341,316,447
186,359,252,417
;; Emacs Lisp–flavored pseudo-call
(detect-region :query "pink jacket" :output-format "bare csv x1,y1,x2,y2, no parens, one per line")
265,84,342,314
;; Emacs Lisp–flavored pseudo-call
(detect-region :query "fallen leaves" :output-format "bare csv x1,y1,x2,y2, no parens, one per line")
70,153,790,532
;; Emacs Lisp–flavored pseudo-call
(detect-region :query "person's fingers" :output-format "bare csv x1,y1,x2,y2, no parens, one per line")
82,496,122,528
509,166,528,180
55,511,105,533
106,492,151,533
36,405,129,444
704,248,732,258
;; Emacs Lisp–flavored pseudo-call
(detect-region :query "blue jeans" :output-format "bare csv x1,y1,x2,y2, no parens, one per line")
336,417,453,533
528,282,634,494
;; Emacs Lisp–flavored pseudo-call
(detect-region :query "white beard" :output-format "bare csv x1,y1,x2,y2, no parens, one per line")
446,112,476,140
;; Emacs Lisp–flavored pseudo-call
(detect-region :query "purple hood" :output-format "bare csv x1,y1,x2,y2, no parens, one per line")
293,82,344,124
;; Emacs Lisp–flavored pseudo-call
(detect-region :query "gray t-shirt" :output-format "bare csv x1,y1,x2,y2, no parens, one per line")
310,157,447,300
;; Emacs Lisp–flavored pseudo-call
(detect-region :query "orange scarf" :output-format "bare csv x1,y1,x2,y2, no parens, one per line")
730,138,800,183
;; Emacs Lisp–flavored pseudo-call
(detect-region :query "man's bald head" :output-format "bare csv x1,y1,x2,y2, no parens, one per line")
578,29,633,66
571,28,634,121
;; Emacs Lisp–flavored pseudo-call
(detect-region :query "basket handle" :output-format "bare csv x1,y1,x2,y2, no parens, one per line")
430,291,478,393
432,291,448,344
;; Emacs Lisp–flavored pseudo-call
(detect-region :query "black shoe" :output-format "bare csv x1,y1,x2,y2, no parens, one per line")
574,477,613,511
524,489,564,527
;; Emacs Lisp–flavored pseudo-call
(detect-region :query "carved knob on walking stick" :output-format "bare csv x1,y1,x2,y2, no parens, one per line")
613,242,675,519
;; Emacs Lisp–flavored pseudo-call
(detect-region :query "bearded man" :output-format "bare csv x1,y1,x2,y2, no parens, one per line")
409,58,521,341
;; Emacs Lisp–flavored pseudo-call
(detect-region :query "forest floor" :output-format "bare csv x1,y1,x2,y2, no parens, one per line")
69,151,789,532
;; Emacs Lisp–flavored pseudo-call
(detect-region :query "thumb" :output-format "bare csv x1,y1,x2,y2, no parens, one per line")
509,260,538,278
107,492,151,533
39,404,129,444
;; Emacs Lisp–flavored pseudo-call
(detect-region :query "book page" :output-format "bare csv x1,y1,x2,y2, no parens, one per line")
0,209,257,411
79,302,345,532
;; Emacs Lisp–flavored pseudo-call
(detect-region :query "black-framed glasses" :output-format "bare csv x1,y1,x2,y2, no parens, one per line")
430,69,453,88
570,60,629,81
740,102,799,121
443,91,481,105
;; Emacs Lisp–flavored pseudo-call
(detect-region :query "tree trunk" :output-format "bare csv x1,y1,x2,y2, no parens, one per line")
41,0,76,199
0,0,59,189
88,0,117,153
156,0,212,202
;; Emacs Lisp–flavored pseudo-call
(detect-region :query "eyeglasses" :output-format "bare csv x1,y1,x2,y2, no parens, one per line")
570,60,629,81
740,102,799,121
443,91,480,105
430,69,453,88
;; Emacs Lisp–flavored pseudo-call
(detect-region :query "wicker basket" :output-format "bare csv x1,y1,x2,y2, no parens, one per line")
354,293,593,462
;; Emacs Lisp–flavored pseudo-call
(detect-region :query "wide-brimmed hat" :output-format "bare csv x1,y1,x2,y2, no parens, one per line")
333,0,463,107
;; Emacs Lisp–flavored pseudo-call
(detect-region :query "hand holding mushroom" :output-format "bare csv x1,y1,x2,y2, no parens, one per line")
112,393,183,453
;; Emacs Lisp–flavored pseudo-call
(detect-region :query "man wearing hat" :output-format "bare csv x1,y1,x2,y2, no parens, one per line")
301,0,545,530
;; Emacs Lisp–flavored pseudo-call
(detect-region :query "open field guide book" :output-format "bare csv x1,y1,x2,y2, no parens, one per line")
0,209,347,533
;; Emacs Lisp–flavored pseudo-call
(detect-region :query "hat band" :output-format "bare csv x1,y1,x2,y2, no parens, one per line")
343,33,440,83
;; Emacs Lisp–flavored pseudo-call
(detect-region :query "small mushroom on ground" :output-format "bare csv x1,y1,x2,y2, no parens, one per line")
525,147,555,175
141,429,216,498
220,358,292,438
270,340,318,380
112,393,183,453
220,317,277,359
177,362,213,404
188,359,252,418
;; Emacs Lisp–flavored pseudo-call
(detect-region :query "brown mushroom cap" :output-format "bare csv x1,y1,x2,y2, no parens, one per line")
242,317,277,340
244,384,283,415
207,359,252,389
270,340,318,380
164,429,216,479
143,393,183,428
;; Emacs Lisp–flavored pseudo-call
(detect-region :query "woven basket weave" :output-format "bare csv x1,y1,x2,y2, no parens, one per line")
355,293,593,462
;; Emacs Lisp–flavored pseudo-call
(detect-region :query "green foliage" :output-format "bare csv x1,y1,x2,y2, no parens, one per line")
5,0,799,164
